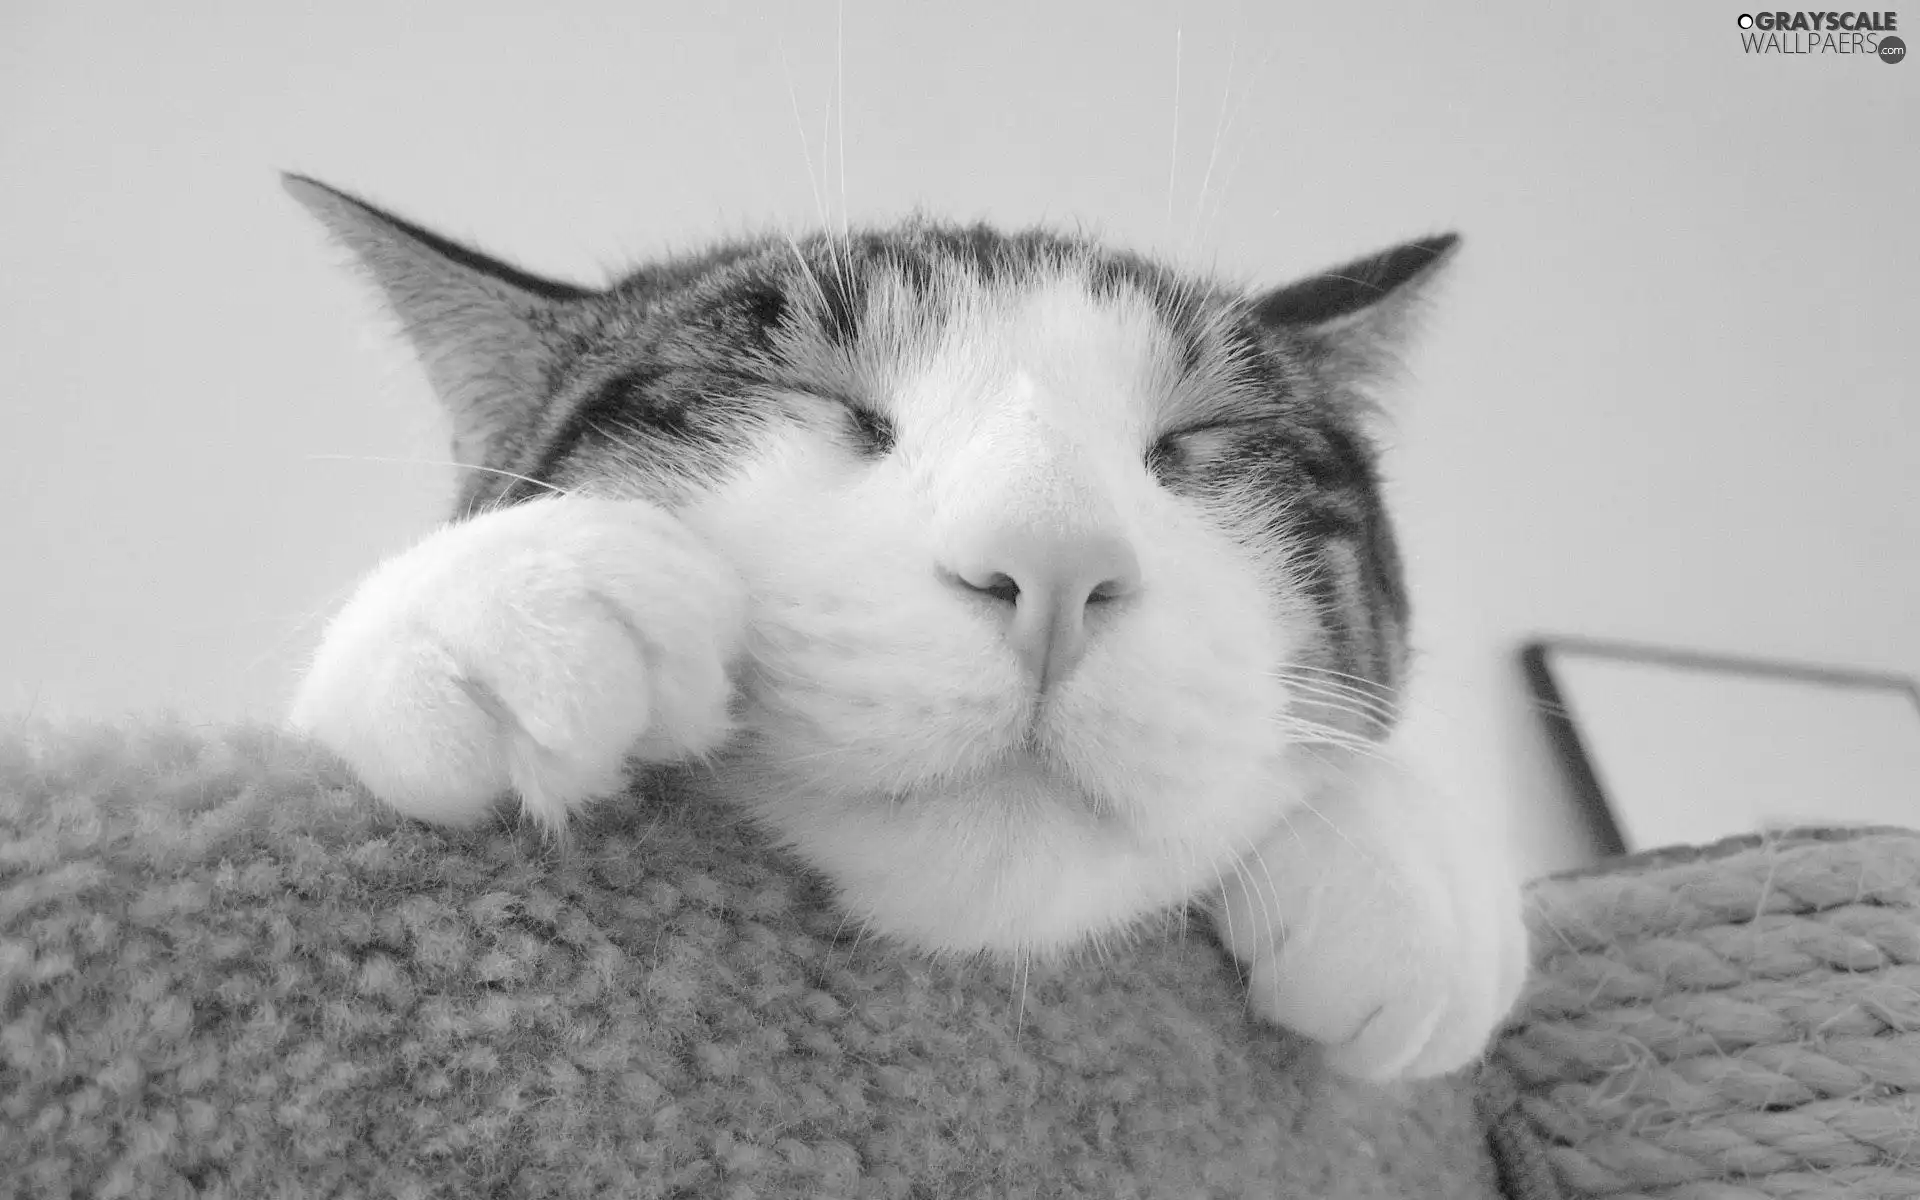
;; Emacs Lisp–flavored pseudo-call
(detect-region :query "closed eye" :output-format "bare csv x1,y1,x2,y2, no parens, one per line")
788,389,897,457
1146,420,1250,474
840,399,896,456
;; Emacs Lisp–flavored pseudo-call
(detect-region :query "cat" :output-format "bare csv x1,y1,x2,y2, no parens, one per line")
285,176,1528,1083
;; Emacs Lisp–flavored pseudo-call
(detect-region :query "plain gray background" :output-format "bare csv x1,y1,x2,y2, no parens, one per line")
3,0,1914,878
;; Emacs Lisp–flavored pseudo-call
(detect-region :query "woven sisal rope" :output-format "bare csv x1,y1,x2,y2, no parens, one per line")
1489,828,1920,1200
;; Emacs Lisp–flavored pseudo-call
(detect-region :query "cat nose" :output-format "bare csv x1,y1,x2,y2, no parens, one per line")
943,528,1142,691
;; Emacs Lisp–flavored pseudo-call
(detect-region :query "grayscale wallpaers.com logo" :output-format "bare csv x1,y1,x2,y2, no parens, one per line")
1736,11,1904,59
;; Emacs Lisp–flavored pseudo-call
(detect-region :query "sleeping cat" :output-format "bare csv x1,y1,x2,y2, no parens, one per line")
285,176,1528,1083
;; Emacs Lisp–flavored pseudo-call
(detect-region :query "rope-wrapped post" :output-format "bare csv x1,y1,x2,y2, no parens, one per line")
1486,828,1920,1200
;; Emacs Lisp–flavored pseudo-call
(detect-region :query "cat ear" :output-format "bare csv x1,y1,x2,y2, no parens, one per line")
282,174,594,468
1251,233,1460,386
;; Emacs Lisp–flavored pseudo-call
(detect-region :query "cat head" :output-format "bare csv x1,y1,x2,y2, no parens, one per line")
289,175,1456,959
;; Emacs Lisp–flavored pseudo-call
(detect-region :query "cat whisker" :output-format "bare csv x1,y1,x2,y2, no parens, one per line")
1280,658,1591,730
1272,676,1401,719
1193,28,1280,251
1226,840,1283,972
1268,716,1397,766
1275,667,1396,701
1210,860,1241,984
1279,731,1393,767
1177,840,1197,944
1277,682,1400,735
1269,666,1403,716
779,41,835,266
1271,662,1401,693
846,911,879,965
1165,24,1182,233
302,454,570,499
239,578,369,681
821,86,834,235
1273,663,1379,681
1185,24,1237,258
1277,675,1400,719
835,0,849,247
1008,946,1030,1039
265,453,565,686
1282,790,1420,910
1521,891,1579,959
781,232,834,317
830,903,859,948
1232,833,1292,1017
1237,832,1288,943
1278,709,1396,746
819,93,849,292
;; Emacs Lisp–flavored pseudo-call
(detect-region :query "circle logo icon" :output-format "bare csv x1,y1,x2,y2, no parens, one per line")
1881,35,1907,63
1737,13,1754,28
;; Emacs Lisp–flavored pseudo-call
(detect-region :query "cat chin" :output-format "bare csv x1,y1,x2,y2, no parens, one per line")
708,744,1293,959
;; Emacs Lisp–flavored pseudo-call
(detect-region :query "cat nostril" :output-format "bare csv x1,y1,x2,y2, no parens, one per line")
948,569,1021,605
980,574,1021,605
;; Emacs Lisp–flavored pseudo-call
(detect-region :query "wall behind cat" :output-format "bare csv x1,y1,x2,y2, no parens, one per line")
2,0,1912,879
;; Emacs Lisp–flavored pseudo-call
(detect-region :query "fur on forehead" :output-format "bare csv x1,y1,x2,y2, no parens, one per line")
758,252,1269,433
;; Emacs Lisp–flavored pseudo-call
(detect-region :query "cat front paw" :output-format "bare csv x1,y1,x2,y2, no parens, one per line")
290,495,747,834
1217,776,1530,1081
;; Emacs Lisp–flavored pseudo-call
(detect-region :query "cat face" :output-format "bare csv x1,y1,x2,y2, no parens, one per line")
289,177,1455,959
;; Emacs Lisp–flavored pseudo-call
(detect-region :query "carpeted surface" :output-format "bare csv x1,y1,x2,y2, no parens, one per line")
0,720,1505,1199
13,720,1918,1198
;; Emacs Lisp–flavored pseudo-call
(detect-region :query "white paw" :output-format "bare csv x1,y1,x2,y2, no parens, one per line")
1217,770,1530,1082
290,494,747,834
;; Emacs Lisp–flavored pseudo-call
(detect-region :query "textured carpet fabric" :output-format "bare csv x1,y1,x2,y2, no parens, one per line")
0,721,1505,1199
12,721,1917,1198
